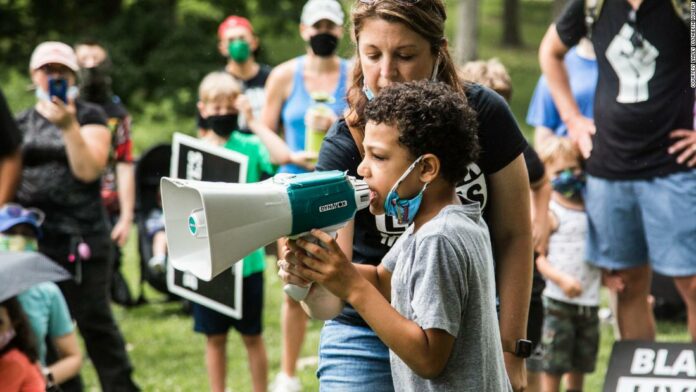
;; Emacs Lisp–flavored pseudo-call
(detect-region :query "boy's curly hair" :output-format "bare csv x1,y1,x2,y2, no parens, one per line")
364,80,480,184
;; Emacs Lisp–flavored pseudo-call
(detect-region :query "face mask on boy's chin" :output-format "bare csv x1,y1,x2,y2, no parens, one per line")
35,86,79,102
0,233,39,252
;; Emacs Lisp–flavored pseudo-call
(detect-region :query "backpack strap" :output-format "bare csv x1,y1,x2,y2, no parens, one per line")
584,0,605,39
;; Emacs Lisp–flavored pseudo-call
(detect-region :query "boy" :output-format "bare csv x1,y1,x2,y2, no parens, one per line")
282,81,512,391
192,71,275,392
535,137,601,392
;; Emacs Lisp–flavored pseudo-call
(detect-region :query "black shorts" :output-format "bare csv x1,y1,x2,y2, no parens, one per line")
192,272,264,336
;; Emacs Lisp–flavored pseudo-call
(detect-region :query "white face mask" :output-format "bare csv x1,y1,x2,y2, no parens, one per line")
363,55,440,101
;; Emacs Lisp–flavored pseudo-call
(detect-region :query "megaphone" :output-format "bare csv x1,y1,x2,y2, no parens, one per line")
160,170,370,300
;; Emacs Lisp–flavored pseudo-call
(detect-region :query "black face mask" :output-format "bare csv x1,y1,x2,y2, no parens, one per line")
309,33,339,57
206,114,238,138
78,59,113,103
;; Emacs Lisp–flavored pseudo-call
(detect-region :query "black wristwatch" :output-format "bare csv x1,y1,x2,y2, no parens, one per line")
504,339,533,358
514,339,533,358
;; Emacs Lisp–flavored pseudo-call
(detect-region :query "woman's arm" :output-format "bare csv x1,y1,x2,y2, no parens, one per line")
36,99,109,182
48,332,82,384
0,149,21,205
487,154,533,386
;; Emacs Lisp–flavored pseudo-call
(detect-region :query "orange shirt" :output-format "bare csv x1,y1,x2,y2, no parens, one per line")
0,349,45,392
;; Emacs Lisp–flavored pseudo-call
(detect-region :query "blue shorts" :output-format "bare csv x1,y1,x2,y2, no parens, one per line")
585,170,696,277
192,272,263,336
317,320,394,392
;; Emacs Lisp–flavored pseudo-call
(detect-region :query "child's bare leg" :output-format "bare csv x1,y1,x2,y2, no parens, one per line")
541,372,561,392
152,231,168,257
242,334,268,392
564,371,584,392
205,334,227,392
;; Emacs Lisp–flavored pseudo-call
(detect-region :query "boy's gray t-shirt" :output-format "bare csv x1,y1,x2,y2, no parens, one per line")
382,203,512,392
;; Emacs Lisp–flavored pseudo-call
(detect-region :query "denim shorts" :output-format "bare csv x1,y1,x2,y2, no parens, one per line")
317,320,394,392
585,170,696,277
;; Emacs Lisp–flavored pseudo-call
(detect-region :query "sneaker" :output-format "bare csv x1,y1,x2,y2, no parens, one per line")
270,372,301,392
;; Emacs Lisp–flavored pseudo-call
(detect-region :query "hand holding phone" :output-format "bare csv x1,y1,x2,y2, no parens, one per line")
48,78,68,103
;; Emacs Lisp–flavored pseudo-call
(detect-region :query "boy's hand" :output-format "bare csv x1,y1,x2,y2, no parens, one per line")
234,94,254,122
601,269,625,293
559,275,583,298
287,229,362,300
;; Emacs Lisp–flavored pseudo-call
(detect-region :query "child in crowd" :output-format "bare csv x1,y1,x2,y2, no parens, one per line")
0,297,45,392
190,71,279,392
535,137,601,392
281,81,512,391
0,203,82,390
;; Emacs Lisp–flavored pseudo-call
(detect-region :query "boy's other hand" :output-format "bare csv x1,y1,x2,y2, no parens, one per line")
287,229,362,300
559,275,583,298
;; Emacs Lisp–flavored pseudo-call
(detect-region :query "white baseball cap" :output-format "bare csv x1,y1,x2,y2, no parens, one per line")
30,41,79,72
301,0,344,26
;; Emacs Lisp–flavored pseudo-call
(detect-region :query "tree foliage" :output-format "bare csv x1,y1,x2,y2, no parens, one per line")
0,0,312,115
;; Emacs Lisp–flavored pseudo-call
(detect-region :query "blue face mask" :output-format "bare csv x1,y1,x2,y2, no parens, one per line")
384,156,429,225
551,169,586,200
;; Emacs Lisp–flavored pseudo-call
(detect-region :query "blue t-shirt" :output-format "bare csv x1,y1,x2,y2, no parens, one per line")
526,47,597,137
17,282,74,365
280,56,349,174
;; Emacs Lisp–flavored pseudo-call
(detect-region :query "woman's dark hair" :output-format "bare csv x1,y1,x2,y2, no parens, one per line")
346,0,463,134
0,297,39,363
364,80,479,184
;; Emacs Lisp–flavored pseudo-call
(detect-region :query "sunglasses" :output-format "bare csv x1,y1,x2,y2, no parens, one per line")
0,203,45,227
627,9,644,49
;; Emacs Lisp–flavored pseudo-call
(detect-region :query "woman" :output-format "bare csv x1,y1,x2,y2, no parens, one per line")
260,1,351,390
281,1,533,391
15,41,139,392
0,297,45,392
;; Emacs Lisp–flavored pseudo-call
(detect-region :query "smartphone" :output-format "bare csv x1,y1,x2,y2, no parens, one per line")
48,78,68,103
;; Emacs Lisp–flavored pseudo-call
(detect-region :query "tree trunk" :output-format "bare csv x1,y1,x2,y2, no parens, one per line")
502,0,522,47
454,0,479,65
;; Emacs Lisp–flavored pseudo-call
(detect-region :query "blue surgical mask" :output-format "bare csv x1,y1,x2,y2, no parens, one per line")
384,156,429,225
363,83,375,101
35,86,79,102
551,169,585,200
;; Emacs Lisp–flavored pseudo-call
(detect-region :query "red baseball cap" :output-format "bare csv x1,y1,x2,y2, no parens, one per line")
217,16,254,39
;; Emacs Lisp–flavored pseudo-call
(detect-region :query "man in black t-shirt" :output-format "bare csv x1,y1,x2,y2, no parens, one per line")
0,89,22,205
539,0,696,341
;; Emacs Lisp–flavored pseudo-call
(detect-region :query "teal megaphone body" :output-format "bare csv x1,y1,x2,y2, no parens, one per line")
160,171,370,301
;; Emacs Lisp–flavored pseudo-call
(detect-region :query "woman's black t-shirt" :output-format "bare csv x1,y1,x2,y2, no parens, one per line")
316,83,528,326
15,100,109,238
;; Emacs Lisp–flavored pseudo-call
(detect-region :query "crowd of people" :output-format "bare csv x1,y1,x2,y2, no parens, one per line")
0,0,694,391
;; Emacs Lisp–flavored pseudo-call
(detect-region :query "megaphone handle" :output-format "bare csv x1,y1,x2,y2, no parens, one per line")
284,283,311,301
283,230,338,302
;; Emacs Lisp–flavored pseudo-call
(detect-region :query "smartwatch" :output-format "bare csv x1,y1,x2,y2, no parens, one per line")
504,339,533,358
